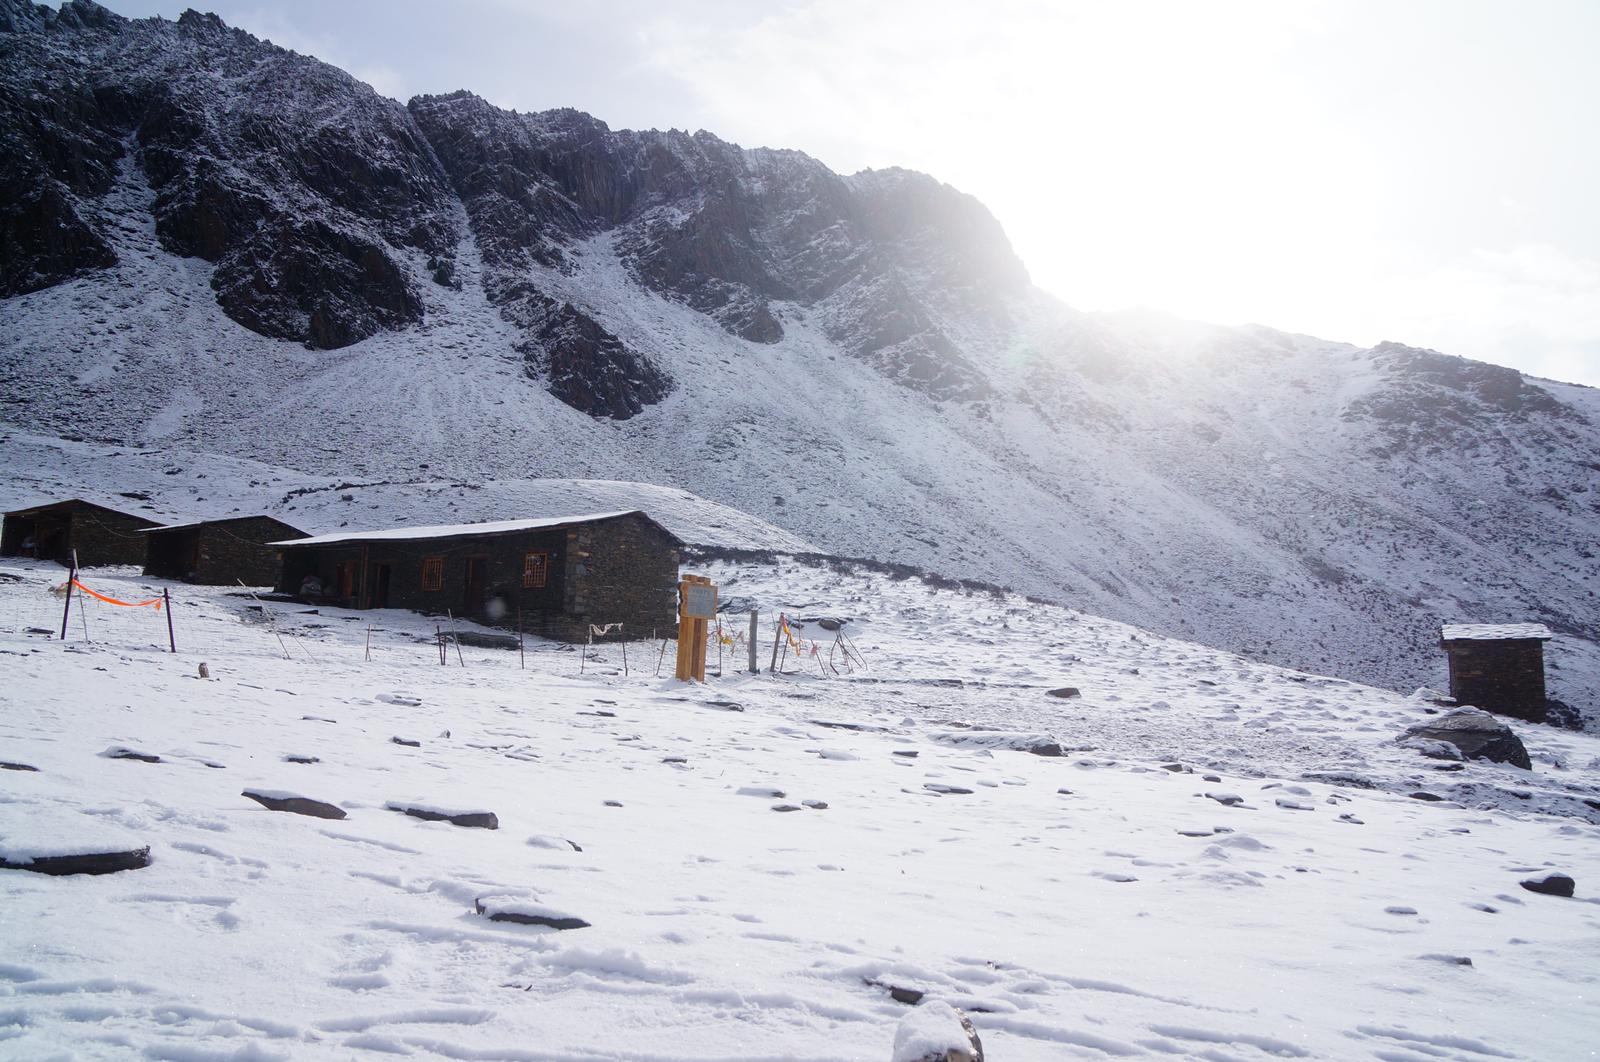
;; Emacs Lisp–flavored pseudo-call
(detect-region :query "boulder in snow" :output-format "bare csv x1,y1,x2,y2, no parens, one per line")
1046,687,1081,699
932,730,1065,756
1519,872,1575,898
243,789,346,820
892,999,984,1062
1400,708,1531,770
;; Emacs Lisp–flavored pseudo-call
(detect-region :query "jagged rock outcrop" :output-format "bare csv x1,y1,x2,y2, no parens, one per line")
0,0,455,346
409,90,1023,406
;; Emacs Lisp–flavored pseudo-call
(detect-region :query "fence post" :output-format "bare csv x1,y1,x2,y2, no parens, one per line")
748,609,759,673
163,588,176,653
59,557,77,640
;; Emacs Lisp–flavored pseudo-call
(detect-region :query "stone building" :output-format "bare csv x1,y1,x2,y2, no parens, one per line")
0,498,160,567
1439,623,1553,723
272,510,681,641
142,516,308,586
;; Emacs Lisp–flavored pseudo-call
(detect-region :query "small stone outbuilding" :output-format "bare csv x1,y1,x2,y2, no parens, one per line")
0,498,160,567
143,516,308,586
272,510,681,642
1439,623,1553,724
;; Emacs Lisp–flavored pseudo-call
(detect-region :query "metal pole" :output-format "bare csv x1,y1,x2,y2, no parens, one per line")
163,587,176,653
59,557,77,640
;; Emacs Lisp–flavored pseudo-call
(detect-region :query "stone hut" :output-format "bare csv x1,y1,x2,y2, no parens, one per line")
1439,623,1553,723
272,510,681,642
0,498,160,567
142,516,308,586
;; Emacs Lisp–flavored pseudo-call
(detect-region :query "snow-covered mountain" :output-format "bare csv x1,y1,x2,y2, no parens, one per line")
2,0,1597,717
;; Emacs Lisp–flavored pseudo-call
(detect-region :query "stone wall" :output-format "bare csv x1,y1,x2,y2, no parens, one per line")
147,518,304,586
555,514,681,642
1444,639,1548,723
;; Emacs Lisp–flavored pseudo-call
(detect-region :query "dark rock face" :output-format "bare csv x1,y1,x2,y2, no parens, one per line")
0,1,455,346
408,91,1023,410
1344,341,1576,449
1401,708,1532,770
242,789,346,820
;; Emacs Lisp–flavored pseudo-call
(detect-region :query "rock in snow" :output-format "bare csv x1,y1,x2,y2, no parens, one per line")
1519,873,1575,898
1400,708,1532,770
892,1000,984,1062
386,802,499,829
241,789,346,820
474,895,590,930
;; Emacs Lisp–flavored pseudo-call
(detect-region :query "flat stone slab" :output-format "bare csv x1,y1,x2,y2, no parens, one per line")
100,745,160,763
0,847,151,876
386,802,498,829
0,761,39,772
1,810,150,876
475,894,589,930
243,789,346,820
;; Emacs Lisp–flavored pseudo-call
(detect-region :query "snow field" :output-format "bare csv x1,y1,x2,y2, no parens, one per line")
0,557,1597,1060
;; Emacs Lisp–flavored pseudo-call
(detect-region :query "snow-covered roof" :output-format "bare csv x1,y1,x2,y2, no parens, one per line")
140,515,306,535
270,510,650,548
1440,623,1552,642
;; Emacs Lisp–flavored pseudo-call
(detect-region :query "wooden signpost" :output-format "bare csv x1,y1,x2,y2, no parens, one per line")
674,574,716,682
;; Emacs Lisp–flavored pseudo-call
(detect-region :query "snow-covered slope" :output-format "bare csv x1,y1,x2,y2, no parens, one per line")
2,554,1597,1059
0,428,817,553
1,2,1597,719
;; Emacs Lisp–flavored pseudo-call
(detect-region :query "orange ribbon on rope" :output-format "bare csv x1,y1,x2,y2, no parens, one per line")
71,580,163,610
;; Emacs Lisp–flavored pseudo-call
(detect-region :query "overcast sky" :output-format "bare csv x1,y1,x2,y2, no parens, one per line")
107,0,1600,387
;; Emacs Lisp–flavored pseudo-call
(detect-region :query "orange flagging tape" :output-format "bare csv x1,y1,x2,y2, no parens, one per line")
71,580,163,610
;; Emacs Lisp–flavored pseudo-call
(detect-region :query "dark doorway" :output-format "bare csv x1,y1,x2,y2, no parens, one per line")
368,563,392,608
464,556,487,615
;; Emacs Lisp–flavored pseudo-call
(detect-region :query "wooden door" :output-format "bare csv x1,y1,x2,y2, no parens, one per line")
465,556,487,615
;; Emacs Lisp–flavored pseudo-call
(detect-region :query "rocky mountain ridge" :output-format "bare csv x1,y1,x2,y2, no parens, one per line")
2,0,1597,719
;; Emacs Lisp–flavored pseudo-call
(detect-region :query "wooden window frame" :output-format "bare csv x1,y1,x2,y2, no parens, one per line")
522,551,549,589
421,555,445,592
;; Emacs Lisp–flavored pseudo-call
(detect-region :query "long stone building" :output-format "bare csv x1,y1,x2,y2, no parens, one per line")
272,510,681,641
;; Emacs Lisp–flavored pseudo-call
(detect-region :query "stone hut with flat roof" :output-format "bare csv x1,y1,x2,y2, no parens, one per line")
1439,623,1553,723
143,516,308,586
0,498,160,567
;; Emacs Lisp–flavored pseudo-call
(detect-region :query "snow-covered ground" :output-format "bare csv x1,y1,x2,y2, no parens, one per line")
1,556,1597,1060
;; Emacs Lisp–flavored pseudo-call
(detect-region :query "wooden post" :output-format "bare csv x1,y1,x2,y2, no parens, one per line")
163,588,176,653
517,608,524,670
581,625,589,675
769,612,783,674
59,557,77,640
364,623,372,662
621,628,628,676
748,610,759,673
674,574,715,682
